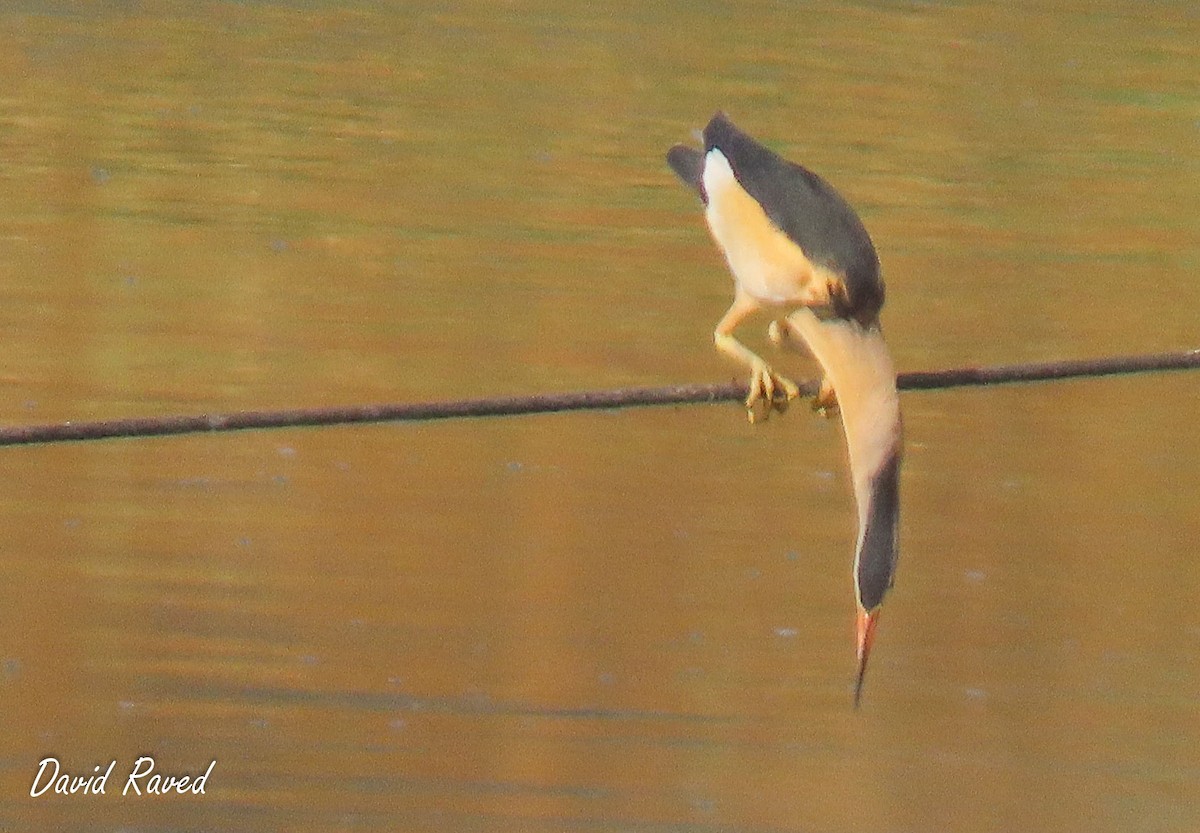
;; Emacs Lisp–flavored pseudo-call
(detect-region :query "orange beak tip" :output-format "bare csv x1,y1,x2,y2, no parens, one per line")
853,608,881,709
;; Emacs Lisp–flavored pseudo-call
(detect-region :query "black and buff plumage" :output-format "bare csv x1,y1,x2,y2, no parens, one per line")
668,112,903,706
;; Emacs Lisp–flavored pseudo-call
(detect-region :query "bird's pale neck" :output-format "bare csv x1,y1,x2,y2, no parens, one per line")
788,310,902,615
784,311,902,526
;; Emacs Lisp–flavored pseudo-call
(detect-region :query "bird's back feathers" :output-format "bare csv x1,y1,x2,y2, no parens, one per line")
667,112,885,326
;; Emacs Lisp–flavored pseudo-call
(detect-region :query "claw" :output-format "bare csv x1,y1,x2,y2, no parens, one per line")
811,377,839,417
779,374,800,400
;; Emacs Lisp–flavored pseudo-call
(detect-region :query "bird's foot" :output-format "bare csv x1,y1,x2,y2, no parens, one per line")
812,378,839,418
746,359,799,423
767,321,836,418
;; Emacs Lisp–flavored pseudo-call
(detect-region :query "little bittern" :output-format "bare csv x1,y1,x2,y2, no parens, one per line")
668,113,903,707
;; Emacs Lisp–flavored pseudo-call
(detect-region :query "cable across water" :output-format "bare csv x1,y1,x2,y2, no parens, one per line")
1,348,1197,448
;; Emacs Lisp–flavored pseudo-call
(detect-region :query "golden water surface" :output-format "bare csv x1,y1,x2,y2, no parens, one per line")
1,2,1198,831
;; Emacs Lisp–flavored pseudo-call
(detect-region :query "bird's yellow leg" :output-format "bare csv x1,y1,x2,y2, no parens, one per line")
767,317,810,356
715,295,799,423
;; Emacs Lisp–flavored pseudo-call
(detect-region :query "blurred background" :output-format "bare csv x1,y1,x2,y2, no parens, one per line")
0,1,1197,830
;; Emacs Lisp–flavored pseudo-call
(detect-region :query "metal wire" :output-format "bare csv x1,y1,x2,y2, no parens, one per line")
2,348,1197,447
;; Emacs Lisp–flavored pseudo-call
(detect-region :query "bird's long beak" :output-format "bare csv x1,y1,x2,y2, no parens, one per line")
854,607,881,709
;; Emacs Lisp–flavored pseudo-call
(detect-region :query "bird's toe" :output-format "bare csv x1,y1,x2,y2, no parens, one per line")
811,378,839,417
744,362,798,423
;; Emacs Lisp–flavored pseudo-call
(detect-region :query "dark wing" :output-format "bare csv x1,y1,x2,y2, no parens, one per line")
703,113,884,324
666,144,707,203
